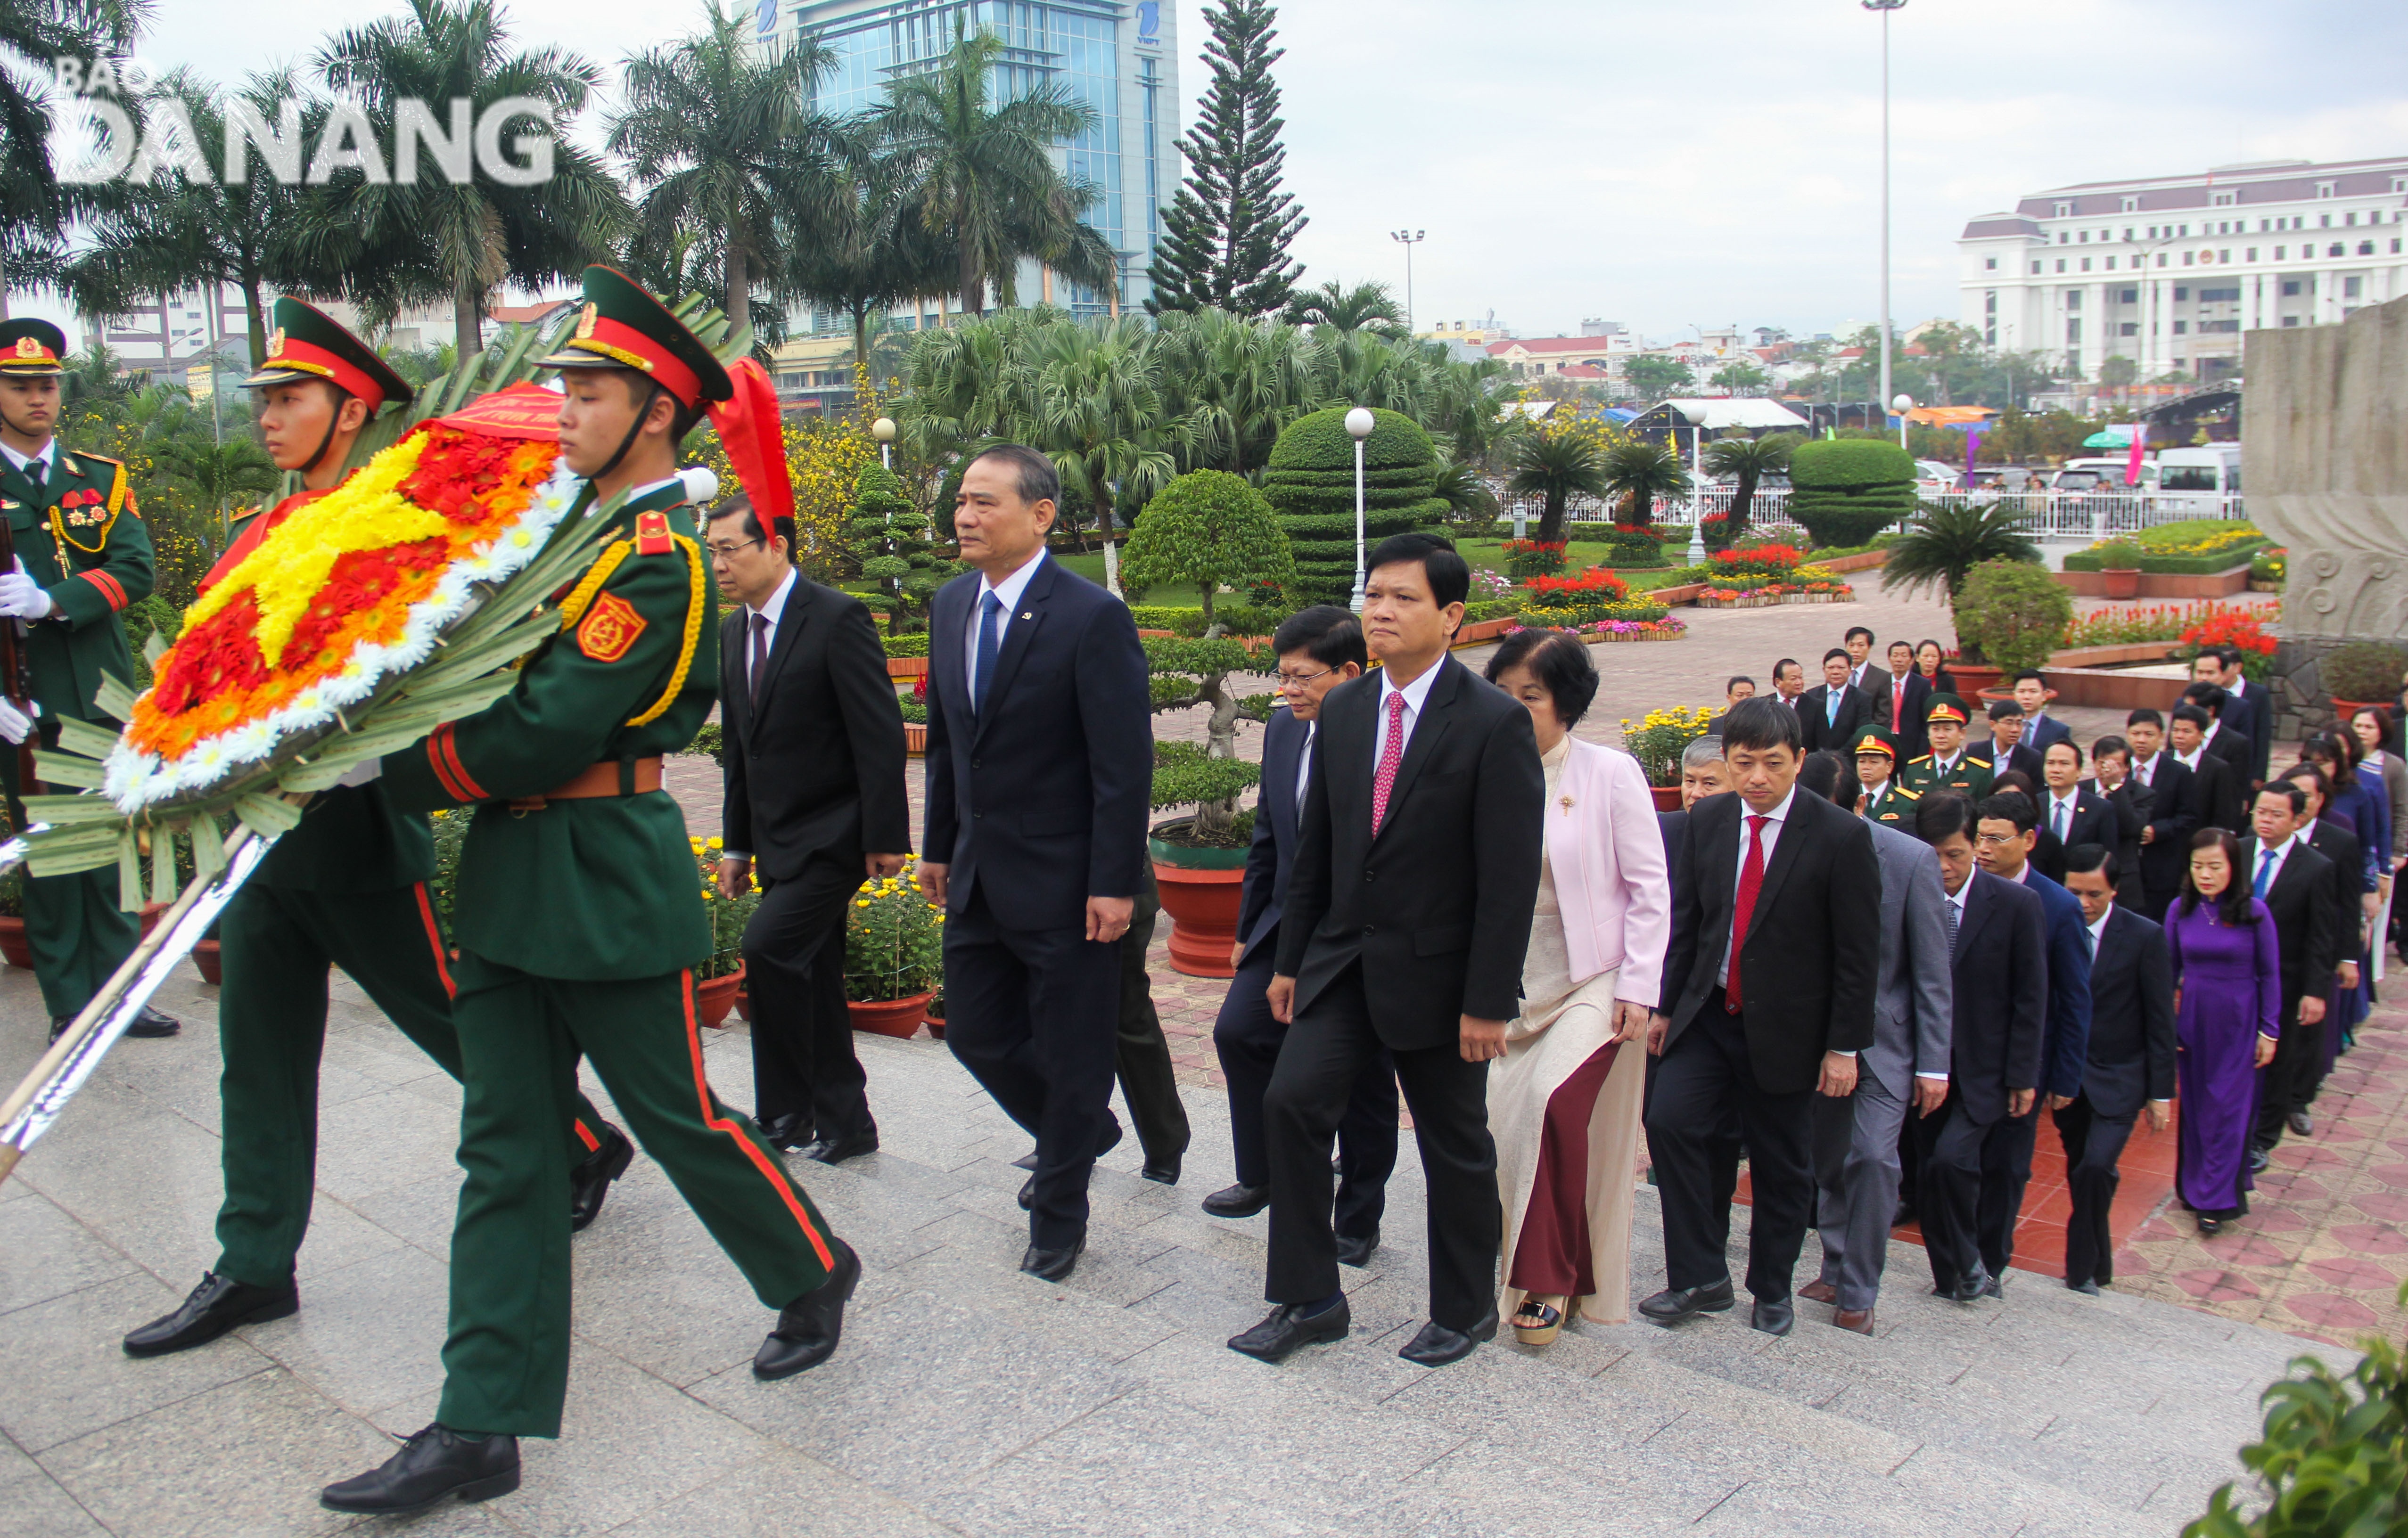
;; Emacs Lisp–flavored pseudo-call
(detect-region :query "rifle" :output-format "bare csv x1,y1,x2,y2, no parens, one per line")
0,515,42,817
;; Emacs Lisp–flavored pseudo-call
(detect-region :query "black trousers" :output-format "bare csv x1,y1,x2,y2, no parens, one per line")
2252,999,2316,1152
1212,947,1396,1237
1643,992,1816,1304
943,888,1121,1249
1263,963,1494,1330
742,858,873,1142
1115,900,1191,1170
2054,1092,2137,1285
1915,1093,1993,1291
1643,1052,1741,1207
1978,1102,2040,1279
2139,883,2178,924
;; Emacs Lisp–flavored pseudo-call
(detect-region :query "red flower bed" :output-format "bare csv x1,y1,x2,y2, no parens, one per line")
1523,565,1632,601
2180,607,2277,663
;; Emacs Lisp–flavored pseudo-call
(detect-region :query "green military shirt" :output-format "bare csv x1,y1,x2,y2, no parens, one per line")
1898,750,1993,803
382,481,716,981
0,447,154,725
1861,781,1920,828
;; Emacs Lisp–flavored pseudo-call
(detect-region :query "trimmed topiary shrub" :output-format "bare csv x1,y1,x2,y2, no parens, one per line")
1264,407,1449,605
1789,439,1917,550
1956,556,2074,673
1121,470,1294,629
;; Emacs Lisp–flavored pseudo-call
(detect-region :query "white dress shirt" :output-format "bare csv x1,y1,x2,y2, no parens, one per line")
964,549,1048,699
1850,661,1874,690
1294,720,1316,810
2085,905,2109,958
744,568,797,697
1945,880,1972,931
1717,786,1794,989
2248,831,2301,896
1371,660,1442,772
2046,787,2082,842
2173,744,2204,771
0,440,58,479
2130,751,2161,789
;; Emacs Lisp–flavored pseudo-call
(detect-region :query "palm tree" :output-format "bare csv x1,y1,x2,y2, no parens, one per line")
1700,430,1799,538
1284,278,1404,337
0,0,146,317
1599,439,1689,528
1430,459,1498,526
609,5,842,339
1504,429,1611,544
148,430,280,540
1023,315,1183,595
1151,307,1323,476
788,136,956,386
874,22,1113,318
1880,499,2040,608
311,0,629,357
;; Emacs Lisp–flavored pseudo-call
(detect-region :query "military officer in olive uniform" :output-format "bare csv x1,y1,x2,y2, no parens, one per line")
0,318,177,1044
1853,726,1919,827
1897,694,1993,803
121,301,635,1363
320,269,856,1519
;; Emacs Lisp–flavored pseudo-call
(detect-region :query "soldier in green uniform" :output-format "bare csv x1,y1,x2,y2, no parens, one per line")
1897,694,1993,803
0,318,177,1044
120,301,634,1363
320,268,855,1518
1852,726,1919,827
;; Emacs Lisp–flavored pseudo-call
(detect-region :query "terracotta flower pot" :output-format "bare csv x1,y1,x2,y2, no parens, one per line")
192,938,222,985
139,901,168,938
886,655,929,679
694,965,745,1029
849,990,934,1038
2332,698,2383,725
733,983,751,1023
1651,785,1683,812
923,1006,945,1043
1150,821,1249,978
903,721,927,757
2101,567,2141,600
0,914,30,971
1947,663,2003,698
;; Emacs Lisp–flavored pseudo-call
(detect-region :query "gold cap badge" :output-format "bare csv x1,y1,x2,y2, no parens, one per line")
576,303,599,339
265,327,287,357
13,337,39,359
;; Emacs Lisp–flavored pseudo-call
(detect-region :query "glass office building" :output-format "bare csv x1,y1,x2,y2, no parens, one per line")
767,0,1176,320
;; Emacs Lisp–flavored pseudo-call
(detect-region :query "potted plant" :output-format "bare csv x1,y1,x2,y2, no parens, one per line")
2324,641,2408,719
1955,556,2074,696
2096,537,2145,601
690,834,757,1027
842,856,943,1036
896,674,928,755
1618,704,1718,811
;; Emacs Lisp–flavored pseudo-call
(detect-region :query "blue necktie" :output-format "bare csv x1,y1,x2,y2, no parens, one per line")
972,590,1002,719
1827,692,1839,726
2254,848,2277,900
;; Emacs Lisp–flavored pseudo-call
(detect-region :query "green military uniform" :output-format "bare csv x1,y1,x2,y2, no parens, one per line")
1895,693,1993,805
380,268,839,1439
1851,725,1920,828
205,301,625,1293
0,319,152,1023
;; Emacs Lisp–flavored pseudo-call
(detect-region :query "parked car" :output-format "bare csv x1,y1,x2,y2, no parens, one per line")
1914,459,1965,496
2154,444,2242,517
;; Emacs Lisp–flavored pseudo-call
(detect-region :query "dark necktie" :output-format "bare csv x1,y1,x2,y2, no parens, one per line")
1726,814,1768,1012
748,612,770,708
972,590,1002,719
1947,896,1961,962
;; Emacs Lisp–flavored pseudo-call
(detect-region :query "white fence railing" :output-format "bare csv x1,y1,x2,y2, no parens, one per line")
1496,489,2249,542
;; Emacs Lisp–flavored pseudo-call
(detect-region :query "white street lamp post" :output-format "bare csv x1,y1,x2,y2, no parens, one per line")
1389,230,1425,335
1866,0,1906,439
871,414,895,472
1346,407,1375,613
1683,404,1710,566
1892,393,1914,452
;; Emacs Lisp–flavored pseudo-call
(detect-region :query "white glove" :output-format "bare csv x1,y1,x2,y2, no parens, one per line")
0,697,29,746
335,758,383,788
0,559,53,620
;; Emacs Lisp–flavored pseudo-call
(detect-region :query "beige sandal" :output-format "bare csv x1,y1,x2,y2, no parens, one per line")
1512,1293,1568,1346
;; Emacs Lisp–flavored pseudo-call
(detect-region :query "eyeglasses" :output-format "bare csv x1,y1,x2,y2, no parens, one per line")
1275,666,1336,688
704,536,765,560
1973,831,2021,847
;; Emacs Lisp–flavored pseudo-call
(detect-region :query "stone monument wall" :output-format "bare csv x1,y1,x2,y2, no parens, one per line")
2243,294,2408,743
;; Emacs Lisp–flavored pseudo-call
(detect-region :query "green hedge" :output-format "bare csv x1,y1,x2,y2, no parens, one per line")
1462,598,1520,624
2062,540,2269,573
882,632,930,658
1514,599,1672,628
1266,405,1442,473
1266,407,1439,605
1789,438,1916,488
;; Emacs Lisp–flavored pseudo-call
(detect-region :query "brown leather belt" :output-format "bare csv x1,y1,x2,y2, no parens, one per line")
508,756,663,812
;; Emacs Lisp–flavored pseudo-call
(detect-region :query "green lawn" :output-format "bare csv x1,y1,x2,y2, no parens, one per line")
1051,550,1207,606
1454,539,1696,592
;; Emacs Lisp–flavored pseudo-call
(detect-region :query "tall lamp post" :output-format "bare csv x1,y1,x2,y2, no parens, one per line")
1682,403,1711,567
871,415,895,471
1345,406,1375,613
1892,393,1914,452
1865,0,1906,441
1389,229,1425,335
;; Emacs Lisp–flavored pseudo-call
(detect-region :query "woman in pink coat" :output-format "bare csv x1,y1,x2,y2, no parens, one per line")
1483,630,1671,1343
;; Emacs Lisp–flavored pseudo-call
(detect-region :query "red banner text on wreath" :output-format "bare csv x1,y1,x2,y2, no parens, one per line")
432,381,566,441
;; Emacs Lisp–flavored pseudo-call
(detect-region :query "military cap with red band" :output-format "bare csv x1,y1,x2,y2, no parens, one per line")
1925,692,1973,726
536,264,732,410
0,319,68,377
243,297,413,412
1850,725,1900,761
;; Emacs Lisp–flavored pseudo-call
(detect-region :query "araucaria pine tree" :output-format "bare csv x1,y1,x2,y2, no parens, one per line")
1146,0,1307,319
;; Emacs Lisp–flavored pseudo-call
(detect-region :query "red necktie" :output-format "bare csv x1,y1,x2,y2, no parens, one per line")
1371,690,1407,834
1726,814,1768,1013
1891,681,1904,732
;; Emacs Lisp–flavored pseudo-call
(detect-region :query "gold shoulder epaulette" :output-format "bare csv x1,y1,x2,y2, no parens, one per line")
1907,754,1932,766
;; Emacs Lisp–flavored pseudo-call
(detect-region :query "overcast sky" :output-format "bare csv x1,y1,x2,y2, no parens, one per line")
24,0,2408,346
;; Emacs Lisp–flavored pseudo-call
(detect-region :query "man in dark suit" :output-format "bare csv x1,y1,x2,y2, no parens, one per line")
1800,647,1874,756
2171,704,2245,834
2193,653,2267,789
2055,844,2175,1293
2281,763,2367,1120
1971,792,2092,1291
2182,681,2255,780
2010,671,2071,757
1205,607,1396,1253
2124,710,2197,919
1227,534,1543,1369
2031,740,2117,884
2242,784,2340,1164
919,445,1153,1283
1915,792,2048,1303
1866,640,1933,762
1641,697,1881,1338
711,496,912,1162
1770,658,1808,716
2212,646,2276,789
2084,735,2154,910
1983,700,2045,786
1843,624,1879,692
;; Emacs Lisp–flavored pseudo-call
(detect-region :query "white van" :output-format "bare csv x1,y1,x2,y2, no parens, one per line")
2049,457,2159,493
2155,444,2242,516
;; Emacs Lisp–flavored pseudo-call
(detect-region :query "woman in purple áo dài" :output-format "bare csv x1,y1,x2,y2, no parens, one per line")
2166,829,2280,1235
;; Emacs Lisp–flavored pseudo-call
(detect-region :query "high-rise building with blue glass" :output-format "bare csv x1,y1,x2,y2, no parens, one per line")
762,0,1177,326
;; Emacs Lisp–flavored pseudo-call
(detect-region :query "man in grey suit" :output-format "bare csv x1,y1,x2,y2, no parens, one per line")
1794,752,1953,1334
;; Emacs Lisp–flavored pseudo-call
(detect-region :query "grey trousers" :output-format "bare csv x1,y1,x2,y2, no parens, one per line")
1812,1069,1909,1312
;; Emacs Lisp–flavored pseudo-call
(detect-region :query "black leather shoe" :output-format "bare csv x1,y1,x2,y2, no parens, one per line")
50,1005,181,1045
1017,1175,1036,1211
1750,1297,1793,1337
799,1130,879,1165
1932,1270,1990,1304
1980,1273,2005,1300
2066,1278,2102,1296
758,1113,808,1152
568,1122,634,1234
753,1239,861,1380
1227,1300,1349,1362
1200,1182,1269,1219
1398,1309,1498,1367
2288,1109,2313,1137
320,1424,519,1515
1011,1150,1039,1170
1020,1235,1085,1282
123,1271,297,1357
1638,1279,1736,1325
2247,1145,2271,1174
1334,1229,1380,1268
1141,1157,1180,1185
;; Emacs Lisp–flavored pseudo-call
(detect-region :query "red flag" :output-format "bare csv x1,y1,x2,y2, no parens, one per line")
2126,426,2146,488
704,358,794,527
